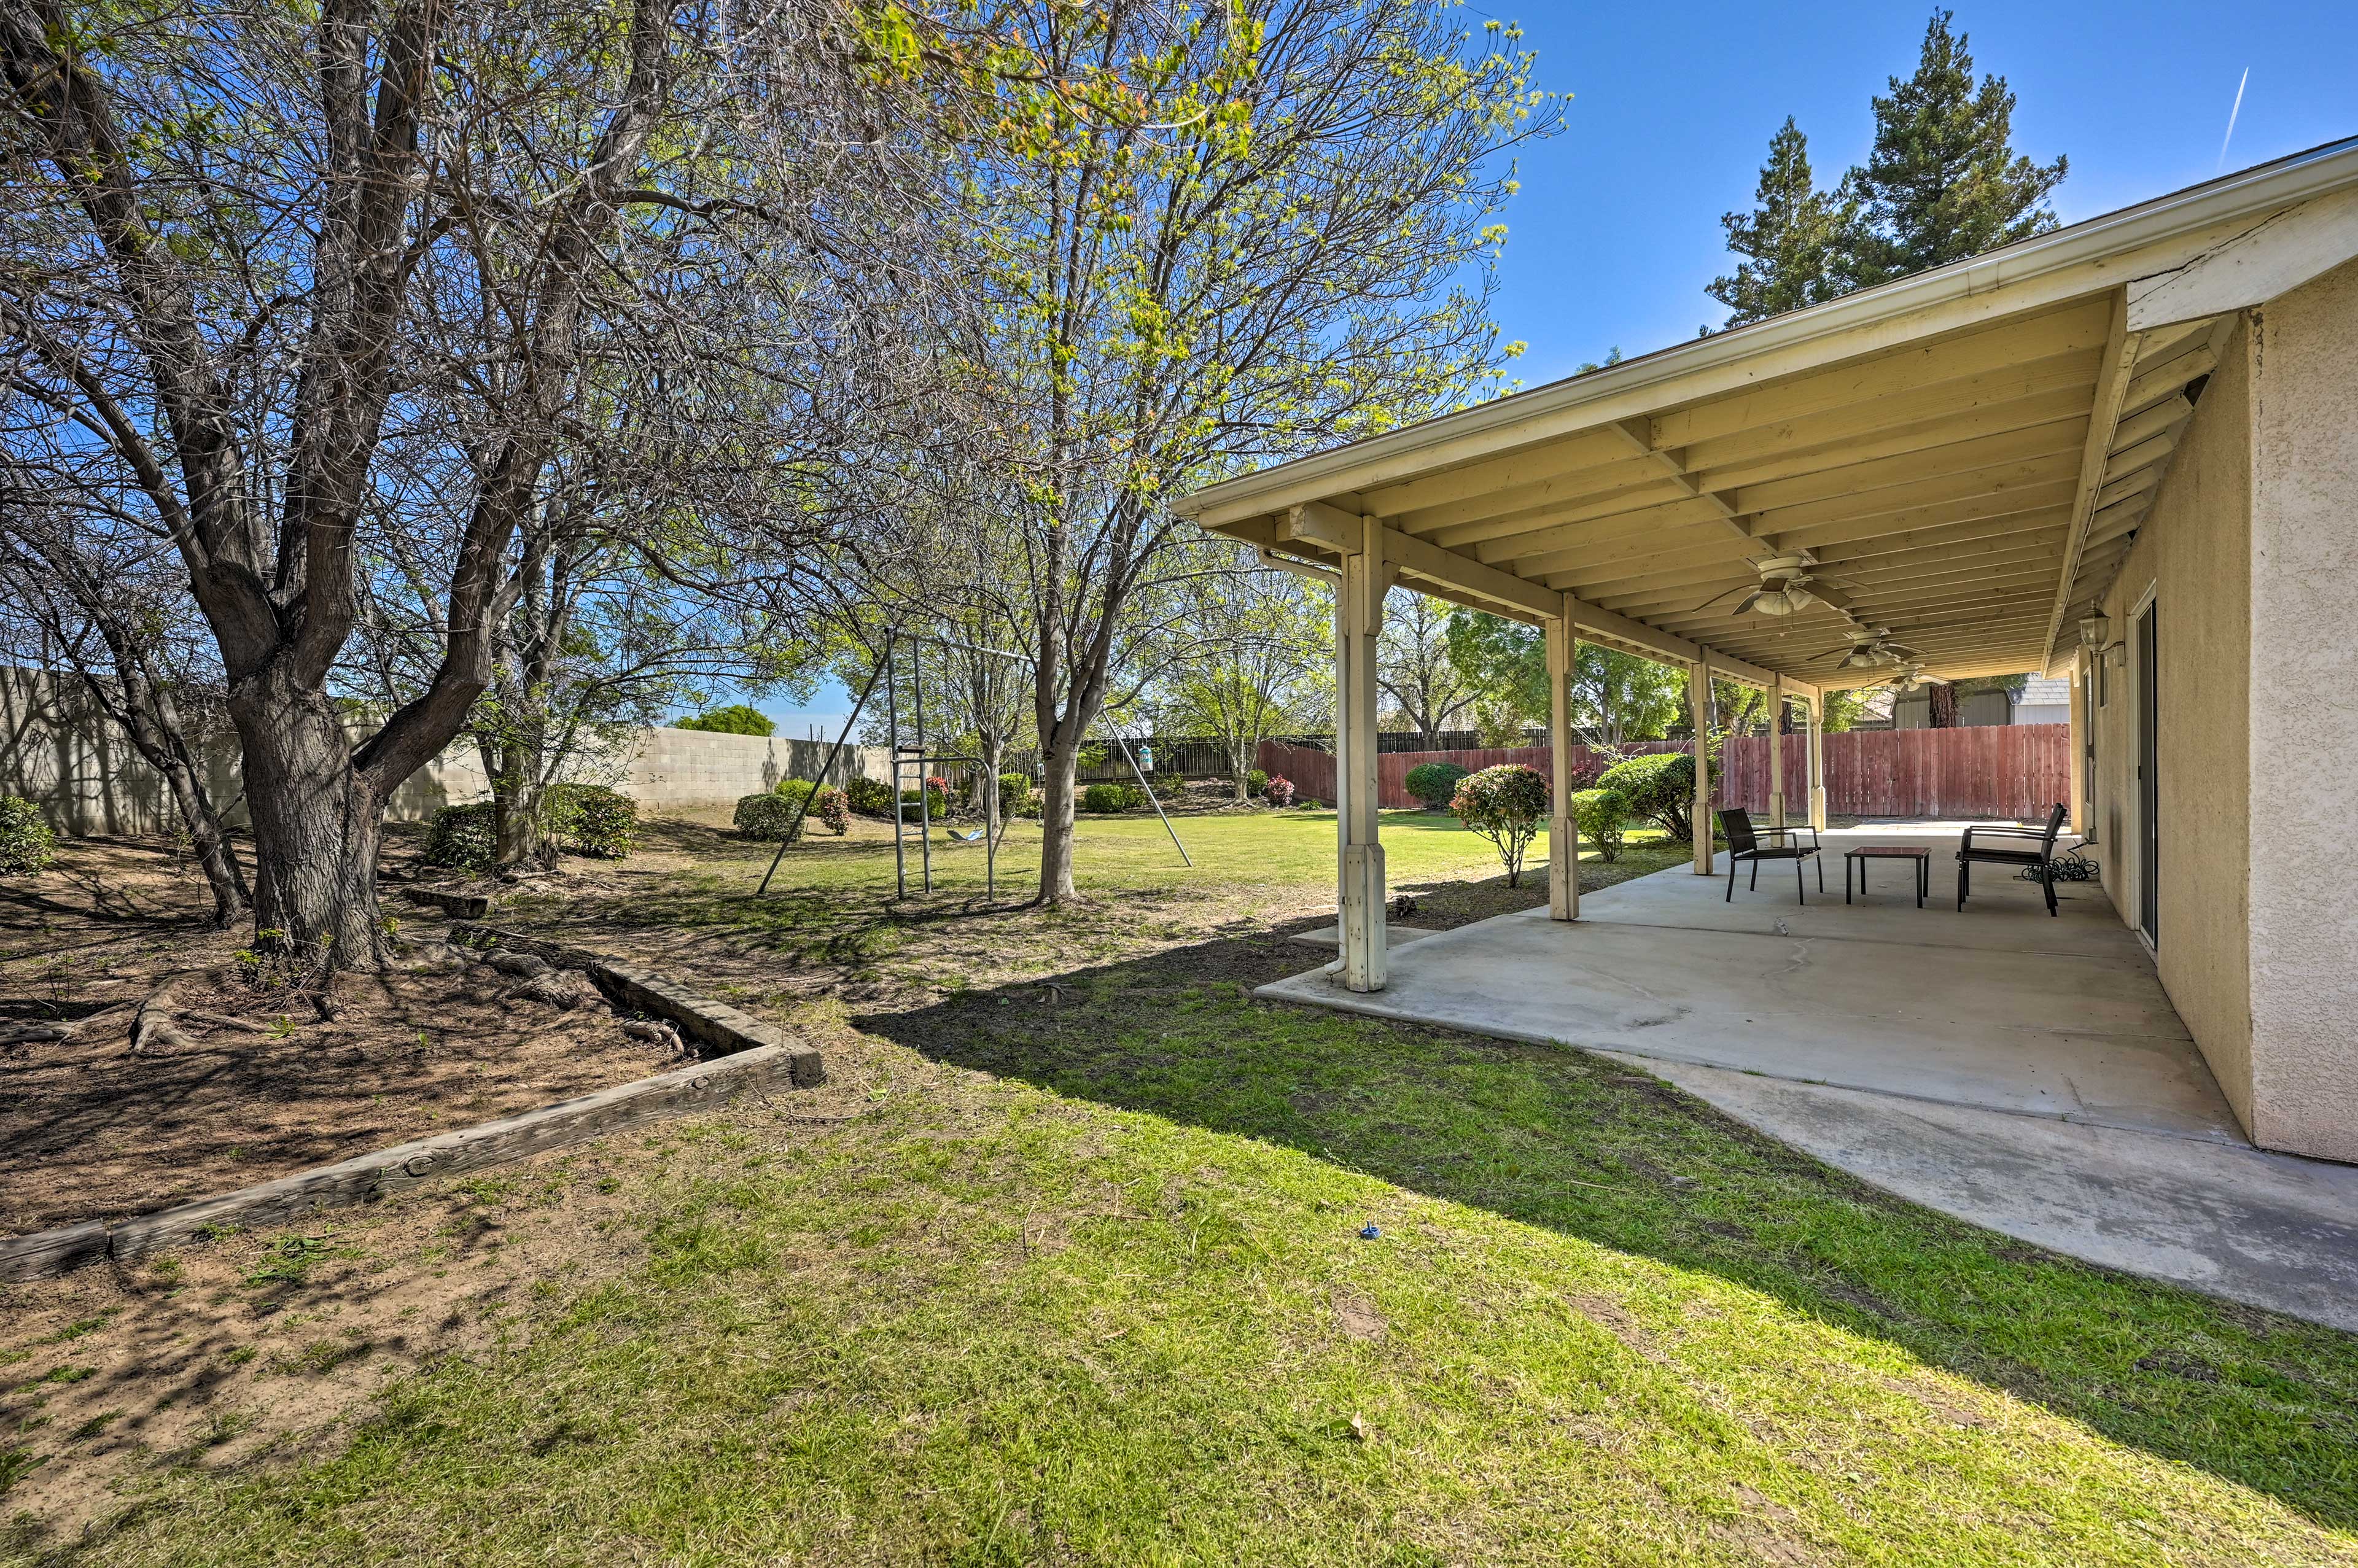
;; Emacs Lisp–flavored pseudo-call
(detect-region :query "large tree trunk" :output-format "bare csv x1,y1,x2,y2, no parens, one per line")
1927,681,1958,728
1037,742,1080,904
232,675,387,972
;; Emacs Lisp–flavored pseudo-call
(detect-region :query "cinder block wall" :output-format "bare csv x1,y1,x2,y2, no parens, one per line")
0,676,890,833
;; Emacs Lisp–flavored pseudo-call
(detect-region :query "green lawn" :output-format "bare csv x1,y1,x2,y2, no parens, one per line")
7,809,2355,1566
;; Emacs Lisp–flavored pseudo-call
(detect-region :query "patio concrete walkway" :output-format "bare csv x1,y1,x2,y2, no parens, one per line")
1259,823,2358,1331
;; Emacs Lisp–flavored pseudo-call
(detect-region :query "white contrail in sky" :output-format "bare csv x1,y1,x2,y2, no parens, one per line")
2217,68,2249,171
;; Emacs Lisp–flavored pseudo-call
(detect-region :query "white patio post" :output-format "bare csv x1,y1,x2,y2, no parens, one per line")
1689,651,1714,874
1767,675,1788,829
1807,692,1829,831
2066,650,2088,837
1547,613,1580,921
1337,513,1387,992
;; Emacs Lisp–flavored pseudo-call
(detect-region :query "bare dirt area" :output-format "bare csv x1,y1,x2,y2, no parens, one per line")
1,837,688,1238
0,1006,892,1537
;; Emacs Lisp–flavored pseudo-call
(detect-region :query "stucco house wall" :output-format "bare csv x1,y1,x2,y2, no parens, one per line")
2089,259,2358,1163
2093,315,2256,1134
2244,256,2358,1162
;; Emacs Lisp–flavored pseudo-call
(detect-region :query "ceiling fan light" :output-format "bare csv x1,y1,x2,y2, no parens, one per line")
1784,586,1816,609
1754,588,1797,616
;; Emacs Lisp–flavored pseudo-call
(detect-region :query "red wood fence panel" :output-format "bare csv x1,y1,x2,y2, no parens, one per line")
1258,725,2068,820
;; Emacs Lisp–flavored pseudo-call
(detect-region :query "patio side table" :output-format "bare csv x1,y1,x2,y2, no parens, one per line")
1845,845,1929,907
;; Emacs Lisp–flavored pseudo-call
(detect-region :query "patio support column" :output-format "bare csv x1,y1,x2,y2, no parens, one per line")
2067,651,2088,837
1547,613,1580,921
1807,694,1829,831
1337,513,1388,992
1689,651,1713,874
1768,675,1788,828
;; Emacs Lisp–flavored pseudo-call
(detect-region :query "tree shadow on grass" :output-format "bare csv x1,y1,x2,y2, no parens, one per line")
858,923,2358,1532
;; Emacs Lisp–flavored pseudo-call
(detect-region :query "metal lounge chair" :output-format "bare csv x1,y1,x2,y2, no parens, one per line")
1719,808,1823,904
1956,802,2069,915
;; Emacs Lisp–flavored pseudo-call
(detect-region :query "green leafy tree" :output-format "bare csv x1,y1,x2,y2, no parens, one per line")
1157,551,1333,801
678,705,777,737
964,0,1553,904
1839,10,2066,289
1446,610,1679,750
1708,118,1857,326
1378,591,1478,748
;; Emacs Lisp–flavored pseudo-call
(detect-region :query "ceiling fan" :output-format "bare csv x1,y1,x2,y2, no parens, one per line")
1885,662,1929,693
1692,553,1823,618
1811,625,1918,669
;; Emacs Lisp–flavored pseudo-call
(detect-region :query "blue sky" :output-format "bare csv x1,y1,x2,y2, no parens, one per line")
756,0,2358,734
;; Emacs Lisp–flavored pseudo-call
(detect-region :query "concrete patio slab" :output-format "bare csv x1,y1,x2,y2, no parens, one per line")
1615,1054,2358,1332
1286,924,1443,950
1261,829,2232,1144
1254,824,2358,1329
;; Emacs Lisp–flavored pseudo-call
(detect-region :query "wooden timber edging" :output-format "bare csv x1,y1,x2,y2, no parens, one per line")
0,929,823,1283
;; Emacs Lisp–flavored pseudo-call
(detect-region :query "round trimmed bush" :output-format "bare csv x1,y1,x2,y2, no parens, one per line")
1245,768,1269,798
546,783,636,858
422,801,498,871
844,776,894,818
1570,786,1627,863
733,792,802,841
1404,761,1470,811
1450,764,1550,886
994,772,1032,815
774,777,817,806
811,785,850,836
0,796,56,875
1597,751,1704,842
1263,775,1294,808
1080,782,1127,813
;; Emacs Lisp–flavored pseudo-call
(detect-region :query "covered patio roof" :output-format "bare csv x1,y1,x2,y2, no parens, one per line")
1177,137,2358,691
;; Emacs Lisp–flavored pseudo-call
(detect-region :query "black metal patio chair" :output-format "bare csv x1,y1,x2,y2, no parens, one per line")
1719,808,1823,904
1956,802,2070,916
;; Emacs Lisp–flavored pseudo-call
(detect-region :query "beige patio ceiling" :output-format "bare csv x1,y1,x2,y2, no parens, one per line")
1177,137,2358,693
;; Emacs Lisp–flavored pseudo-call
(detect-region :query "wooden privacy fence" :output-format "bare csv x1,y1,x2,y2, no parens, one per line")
1257,724,2069,821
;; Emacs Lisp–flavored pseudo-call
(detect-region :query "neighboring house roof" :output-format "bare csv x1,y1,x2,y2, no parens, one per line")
1180,137,2358,696
2017,676,2071,708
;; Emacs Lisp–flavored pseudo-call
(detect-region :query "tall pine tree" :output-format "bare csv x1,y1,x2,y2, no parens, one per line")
1708,118,1856,327
1709,12,2065,328
1840,10,2067,288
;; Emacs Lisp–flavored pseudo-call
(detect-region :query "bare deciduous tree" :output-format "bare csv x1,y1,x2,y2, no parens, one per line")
0,0,928,966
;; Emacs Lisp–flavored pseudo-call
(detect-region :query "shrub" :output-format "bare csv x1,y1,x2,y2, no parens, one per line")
1597,751,1705,842
733,793,802,840
1450,764,1550,887
1149,771,1184,801
546,783,636,859
0,796,56,875
899,785,947,816
1297,796,1323,810
845,776,894,817
674,704,773,736
1403,761,1470,811
1080,782,1128,813
994,772,1032,815
1262,775,1294,807
774,777,817,807
811,785,850,836
1570,787,1627,863
422,801,498,871
1245,768,1269,798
